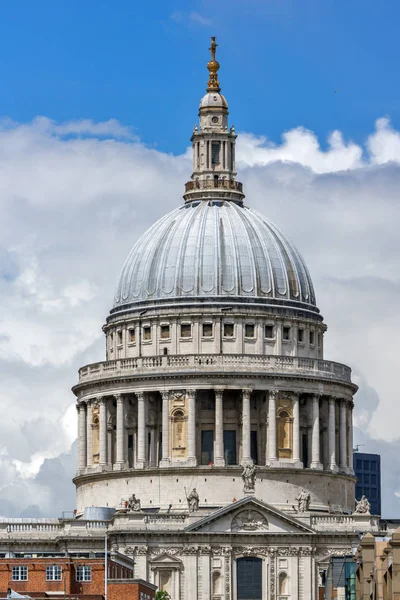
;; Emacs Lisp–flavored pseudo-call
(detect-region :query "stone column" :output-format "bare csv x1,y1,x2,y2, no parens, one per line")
136,392,147,469
328,397,338,471
241,389,252,465
292,393,301,464
348,402,354,472
187,390,197,466
339,399,348,472
77,403,87,472
86,400,92,469
310,394,322,469
160,391,170,467
267,390,277,463
115,394,125,467
99,398,107,467
214,389,225,466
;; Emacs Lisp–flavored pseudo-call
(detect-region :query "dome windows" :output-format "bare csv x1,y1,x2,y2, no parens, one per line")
224,322,234,337
161,325,170,339
143,326,151,341
180,323,192,338
283,326,291,341
265,325,274,339
202,323,213,337
245,324,255,338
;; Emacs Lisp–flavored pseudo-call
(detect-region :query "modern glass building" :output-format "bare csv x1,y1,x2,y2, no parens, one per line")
354,452,381,515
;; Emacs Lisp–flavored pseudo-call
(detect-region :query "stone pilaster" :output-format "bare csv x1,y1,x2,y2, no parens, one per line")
136,392,147,469
99,397,107,467
86,400,92,469
292,392,302,465
241,389,252,465
328,397,338,472
267,390,278,464
187,390,197,466
310,394,323,470
160,390,170,468
214,389,225,466
339,399,347,472
77,402,87,472
115,394,125,468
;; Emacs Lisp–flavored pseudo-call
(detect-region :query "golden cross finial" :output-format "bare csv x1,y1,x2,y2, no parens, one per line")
207,36,220,92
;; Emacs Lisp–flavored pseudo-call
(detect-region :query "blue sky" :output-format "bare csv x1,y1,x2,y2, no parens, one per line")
2,1,400,517
0,0,399,153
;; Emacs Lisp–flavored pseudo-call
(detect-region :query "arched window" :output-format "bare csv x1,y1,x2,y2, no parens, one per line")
212,571,222,595
172,410,186,449
277,409,293,459
279,572,289,595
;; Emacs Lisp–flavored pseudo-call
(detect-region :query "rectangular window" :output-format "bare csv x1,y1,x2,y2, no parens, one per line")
363,474,370,484
371,474,377,484
201,430,214,465
371,461,377,472
309,330,315,345
143,326,151,341
265,325,274,339
251,430,258,465
364,460,370,470
160,325,170,339
317,333,321,346
245,324,255,338
224,323,234,337
76,566,92,582
202,323,213,337
180,324,191,338
298,328,304,342
110,332,114,345
224,430,237,465
211,141,220,165
117,331,122,345
356,459,362,470
283,326,290,341
12,566,28,581
128,329,135,343
46,565,62,581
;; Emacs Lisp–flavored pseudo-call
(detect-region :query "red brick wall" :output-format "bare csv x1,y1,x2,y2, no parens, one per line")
108,580,156,600
0,557,138,597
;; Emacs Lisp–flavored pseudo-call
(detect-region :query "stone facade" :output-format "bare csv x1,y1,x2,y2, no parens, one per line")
0,38,378,600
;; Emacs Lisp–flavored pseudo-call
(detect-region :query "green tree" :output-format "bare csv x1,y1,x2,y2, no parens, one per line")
156,591,170,600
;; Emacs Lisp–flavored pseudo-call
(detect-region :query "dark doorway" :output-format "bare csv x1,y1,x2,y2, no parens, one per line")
128,434,134,468
224,430,237,465
237,557,262,600
302,432,309,467
201,430,214,465
251,431,258,464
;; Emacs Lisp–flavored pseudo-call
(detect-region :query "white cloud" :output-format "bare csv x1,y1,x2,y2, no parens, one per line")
0,115,400,515
170,11,212,26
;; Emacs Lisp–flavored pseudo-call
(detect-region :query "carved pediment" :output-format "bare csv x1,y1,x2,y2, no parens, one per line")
150,552,183,568
185,497,315,534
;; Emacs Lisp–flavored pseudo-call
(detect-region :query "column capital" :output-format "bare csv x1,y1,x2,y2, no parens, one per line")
214,388,224,400
269,389,279,400
328,396,336,405
135,391,145,401
98,396,108,406
242,388,252,400
289,391,300,401
115,393,124,403
313,393,322,402
160,390,170,400
186,389,196,400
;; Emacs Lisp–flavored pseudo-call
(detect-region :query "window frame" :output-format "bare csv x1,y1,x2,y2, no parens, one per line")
142,325,152,341
76,565,92,582
180,323,192,338
223,322,234,338
12,566,28,581
265,324,274,339
244,323,255,339
282,326,291,341
46,565,62,581
202,322,213,338
160,324,170,339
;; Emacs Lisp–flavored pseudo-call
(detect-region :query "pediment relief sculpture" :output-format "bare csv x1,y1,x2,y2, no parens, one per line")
231,509,268,532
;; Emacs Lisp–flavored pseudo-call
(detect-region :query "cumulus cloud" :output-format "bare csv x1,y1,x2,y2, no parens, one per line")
0,115,400,515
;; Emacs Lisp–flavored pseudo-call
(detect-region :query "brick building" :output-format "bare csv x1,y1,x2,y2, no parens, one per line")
0,554,156,600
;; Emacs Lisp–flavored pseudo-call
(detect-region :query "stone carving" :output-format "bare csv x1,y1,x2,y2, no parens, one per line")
187,488,199,512
295,489,311,512
124,545,148,556
241,462,256,492
354,495,371,514
231,510,268,532
127,493,141,511
270,554,276,600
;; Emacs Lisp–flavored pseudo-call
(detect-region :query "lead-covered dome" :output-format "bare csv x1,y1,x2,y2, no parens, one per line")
112,200,317,314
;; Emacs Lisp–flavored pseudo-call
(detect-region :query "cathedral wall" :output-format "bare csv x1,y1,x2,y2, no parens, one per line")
74,468,355,515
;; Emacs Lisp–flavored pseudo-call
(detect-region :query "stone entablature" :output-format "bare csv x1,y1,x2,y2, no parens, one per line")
77,354,352,385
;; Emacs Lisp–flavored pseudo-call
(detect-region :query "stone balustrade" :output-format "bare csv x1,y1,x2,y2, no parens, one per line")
78,354,352,385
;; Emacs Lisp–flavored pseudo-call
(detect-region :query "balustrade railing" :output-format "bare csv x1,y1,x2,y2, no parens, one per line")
184,179,243,193
78,354,352,383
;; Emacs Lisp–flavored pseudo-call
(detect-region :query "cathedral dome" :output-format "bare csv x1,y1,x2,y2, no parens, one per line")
112,200,317,314
199,92,228,109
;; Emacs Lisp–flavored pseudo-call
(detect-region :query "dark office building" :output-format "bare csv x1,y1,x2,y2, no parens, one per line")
354,452,381,515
